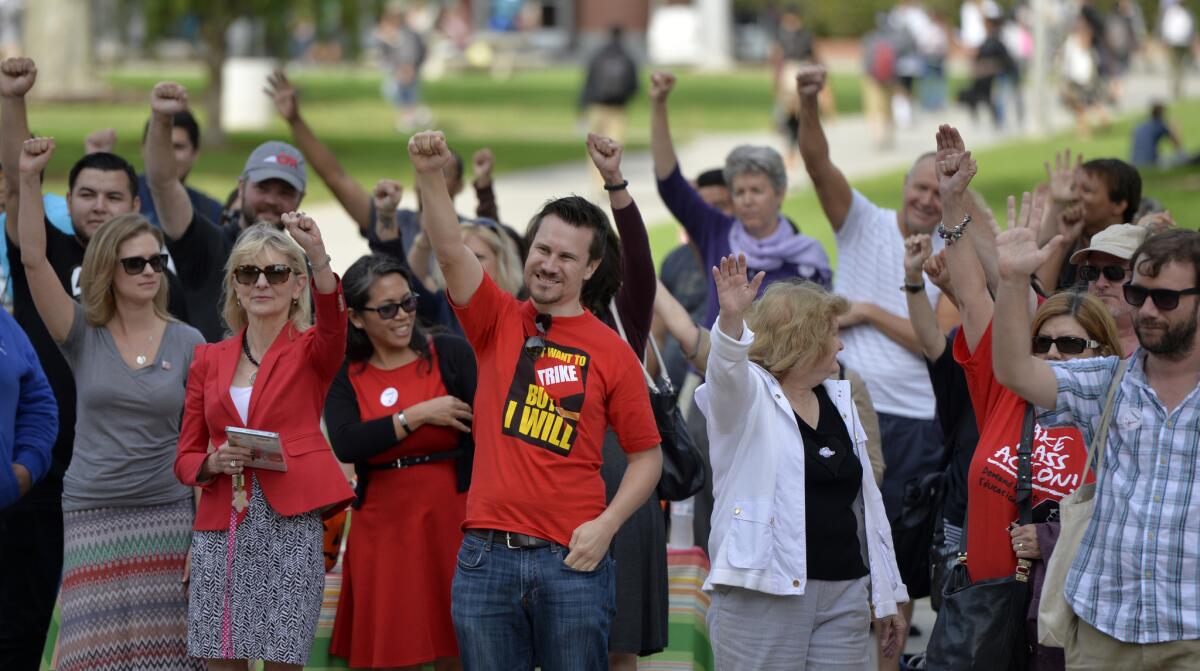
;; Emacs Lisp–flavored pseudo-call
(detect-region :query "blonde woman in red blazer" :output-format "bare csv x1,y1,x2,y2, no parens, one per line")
174,213,354,671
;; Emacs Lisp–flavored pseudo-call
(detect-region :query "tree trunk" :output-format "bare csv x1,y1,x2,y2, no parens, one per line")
199,12,232,148
26,0,103,100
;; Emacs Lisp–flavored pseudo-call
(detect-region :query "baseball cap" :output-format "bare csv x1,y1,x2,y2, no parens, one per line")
1069,223,1148,264
242,141,307,192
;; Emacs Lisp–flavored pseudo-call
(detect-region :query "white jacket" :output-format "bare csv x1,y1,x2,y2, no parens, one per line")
695,321,909,618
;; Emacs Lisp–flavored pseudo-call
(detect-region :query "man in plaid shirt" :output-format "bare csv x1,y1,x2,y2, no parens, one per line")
992,225,1200,668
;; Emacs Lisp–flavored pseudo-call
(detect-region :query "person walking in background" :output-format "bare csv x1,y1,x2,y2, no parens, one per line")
580,26,639,145
771,8,833,166
377,1,430,132
18,135,206,671
325,255,476,671
0,304,56,511
175,214,354,670
1160,0,1196,99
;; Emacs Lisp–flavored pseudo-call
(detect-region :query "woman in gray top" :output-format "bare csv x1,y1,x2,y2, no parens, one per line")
18,137,204,671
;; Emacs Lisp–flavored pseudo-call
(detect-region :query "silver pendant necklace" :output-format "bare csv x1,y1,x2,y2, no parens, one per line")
134,332,155,367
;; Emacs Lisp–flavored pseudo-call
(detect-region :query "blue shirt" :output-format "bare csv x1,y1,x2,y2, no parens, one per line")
0,193,72,305
1130,118,1171,166
136,174,224,230
0,307,58,509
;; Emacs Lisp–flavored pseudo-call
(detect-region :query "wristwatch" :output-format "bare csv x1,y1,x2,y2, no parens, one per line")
901,282,926,293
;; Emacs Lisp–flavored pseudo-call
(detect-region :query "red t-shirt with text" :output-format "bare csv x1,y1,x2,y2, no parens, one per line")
451,274,661,546
954,322,1094,581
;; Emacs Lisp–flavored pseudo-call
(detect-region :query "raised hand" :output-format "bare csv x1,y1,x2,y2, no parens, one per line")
795,63,828,98
923,250,956,303
151,81,189,116
586,133,623,183
935,125,976,201
649,71,676,105
1056,202,1085,243
472,148,494,187
0,57,37,97
407,131,453,174
903,234,933,281
997,192,1064,281
1136,209,1175,234
281,211,325,256
712,254,765,321
20,137,55,175
372,179,403,216
1043,148,1080,203
264,70,299,123
83,128,117,155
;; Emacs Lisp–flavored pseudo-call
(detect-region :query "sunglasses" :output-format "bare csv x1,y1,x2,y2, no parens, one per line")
359,294,420,320
524,313,552,359
1031,335,1100,355
120,254,168,275
234,264,294,286
1078,264,1127,283
1123,283,1200,311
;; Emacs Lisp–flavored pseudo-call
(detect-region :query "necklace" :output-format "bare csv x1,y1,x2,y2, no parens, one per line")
242,333,261,384
133,332,155,367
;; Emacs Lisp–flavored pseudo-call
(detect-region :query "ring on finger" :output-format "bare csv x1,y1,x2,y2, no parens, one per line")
230,460,239,469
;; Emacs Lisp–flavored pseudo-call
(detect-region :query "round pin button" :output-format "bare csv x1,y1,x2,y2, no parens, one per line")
380,387,399,407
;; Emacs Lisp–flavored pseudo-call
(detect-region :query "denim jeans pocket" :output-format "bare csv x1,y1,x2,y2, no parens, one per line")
555,548,611,575
457,535,489,571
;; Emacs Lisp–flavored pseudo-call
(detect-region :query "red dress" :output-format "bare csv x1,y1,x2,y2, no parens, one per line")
329,346,467,667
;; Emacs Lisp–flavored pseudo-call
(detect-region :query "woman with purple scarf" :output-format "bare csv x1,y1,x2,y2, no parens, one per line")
650,71,832,327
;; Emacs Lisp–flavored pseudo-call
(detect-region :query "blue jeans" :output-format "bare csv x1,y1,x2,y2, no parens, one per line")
451,532,616,671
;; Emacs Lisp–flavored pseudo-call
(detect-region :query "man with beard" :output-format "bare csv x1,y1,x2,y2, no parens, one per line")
0,58,188,669
796,63,954,651
408,129,662,671
994,226,1200,666
1068,222,1148,356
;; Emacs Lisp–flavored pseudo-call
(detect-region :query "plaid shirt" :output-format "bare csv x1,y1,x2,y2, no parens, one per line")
1040,351,1200,643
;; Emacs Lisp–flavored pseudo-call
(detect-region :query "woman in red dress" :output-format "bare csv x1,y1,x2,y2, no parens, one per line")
324,254,477,670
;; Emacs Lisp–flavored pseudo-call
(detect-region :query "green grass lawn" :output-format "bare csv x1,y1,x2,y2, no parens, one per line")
651,97,1200,268
22,64,911,204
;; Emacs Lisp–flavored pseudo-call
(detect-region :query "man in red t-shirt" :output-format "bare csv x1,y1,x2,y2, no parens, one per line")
408,131,662,670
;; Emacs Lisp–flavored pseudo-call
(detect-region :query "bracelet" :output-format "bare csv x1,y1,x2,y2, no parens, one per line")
936,213,972,244
603,180,629,192
684,329,704,361
901,282,926,293
396,411,412,435
311,254,333,273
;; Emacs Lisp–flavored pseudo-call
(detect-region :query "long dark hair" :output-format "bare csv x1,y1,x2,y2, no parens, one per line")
343,254,431,371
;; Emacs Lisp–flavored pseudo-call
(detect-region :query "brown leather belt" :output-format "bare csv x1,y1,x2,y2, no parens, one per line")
467,528,552,549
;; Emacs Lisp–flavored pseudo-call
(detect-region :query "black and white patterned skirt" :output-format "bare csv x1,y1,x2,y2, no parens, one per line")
187,475,325,665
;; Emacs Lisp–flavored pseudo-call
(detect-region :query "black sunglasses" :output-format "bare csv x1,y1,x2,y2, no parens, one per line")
1078,264,1127,283
1032,335,1100,355
234,264,294,286
120,254,168,275
359,294,420,320
524,313,552,359
1123,283,1200,311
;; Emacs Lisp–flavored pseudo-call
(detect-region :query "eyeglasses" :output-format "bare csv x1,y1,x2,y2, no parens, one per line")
1078,264,1127,283
120,254,168,275
233,264,294,285
1031,335,1100,355
524,313,552,359
359,294,420,320
1123,283,1200,311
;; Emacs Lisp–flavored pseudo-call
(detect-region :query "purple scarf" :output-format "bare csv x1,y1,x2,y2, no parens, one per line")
728,215,831,280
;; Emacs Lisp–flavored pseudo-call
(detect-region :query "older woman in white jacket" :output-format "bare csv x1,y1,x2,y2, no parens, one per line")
696,255,908,670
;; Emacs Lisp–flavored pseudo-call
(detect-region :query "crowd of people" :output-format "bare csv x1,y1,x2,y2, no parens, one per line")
0,11,1199,671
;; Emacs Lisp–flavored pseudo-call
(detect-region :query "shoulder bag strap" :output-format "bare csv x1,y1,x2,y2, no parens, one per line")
1015,404,1036,525
1078,357,1130,481
608,298,658,392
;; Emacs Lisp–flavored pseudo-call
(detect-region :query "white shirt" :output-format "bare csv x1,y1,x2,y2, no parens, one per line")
230,385,252,425
695,322,908,617
834,190,942,419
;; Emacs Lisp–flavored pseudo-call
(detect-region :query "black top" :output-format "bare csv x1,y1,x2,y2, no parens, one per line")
324,333,478,507
164,212,231,342
137,174,224,232
926,334,979,529
6,221,189,508
798,385,868,581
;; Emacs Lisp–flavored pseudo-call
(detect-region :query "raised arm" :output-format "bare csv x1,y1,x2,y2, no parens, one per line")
903,234,946,362
471,148,500,221
648,72,680,180
145,82,197,241
266,71,373,233
992,208,1063,410
409,131,483,305
795,64,853,231
706,254,766,428
17,139,76,343
653,278,709,375
1,58,37,245
370,178,404,243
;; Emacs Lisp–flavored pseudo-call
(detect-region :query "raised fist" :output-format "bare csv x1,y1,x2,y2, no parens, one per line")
20,137,56,175
407,131,453,175
281,211,324,255
472,148,494,186
649,71,676,104
372,179,404,214
586,133,623,182
84,128,117,155
0,57,36,98
151,82,189,116
795,64,827,97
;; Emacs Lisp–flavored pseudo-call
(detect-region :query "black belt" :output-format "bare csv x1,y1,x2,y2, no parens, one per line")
366,449,461,471
467,528,552,549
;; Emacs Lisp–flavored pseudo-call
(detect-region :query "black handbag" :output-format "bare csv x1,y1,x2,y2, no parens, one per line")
924,405,1035,671
610,301,707,501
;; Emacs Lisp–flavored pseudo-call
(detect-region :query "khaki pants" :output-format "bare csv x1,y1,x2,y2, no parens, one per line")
1067,616,1200,670
586,104,627,143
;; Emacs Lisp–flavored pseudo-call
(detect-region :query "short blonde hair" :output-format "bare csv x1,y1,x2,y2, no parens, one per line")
221,224,312,336
1032,291,1123,359
424,223,525,296
746,280,849,378
79,214,172,327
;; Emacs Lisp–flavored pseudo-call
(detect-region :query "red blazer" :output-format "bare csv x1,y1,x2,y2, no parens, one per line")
175,281,355,531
